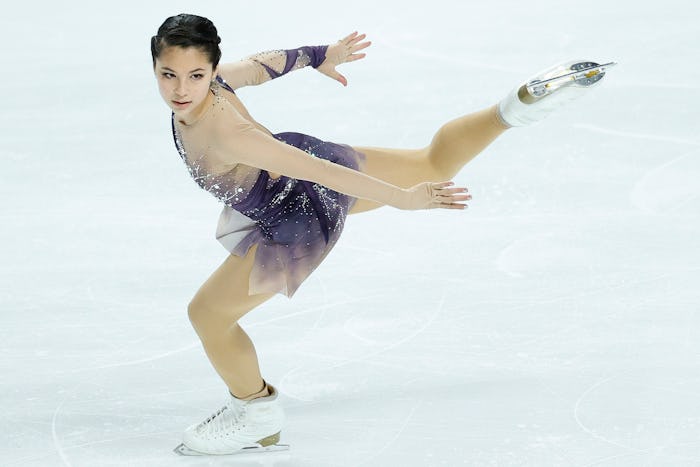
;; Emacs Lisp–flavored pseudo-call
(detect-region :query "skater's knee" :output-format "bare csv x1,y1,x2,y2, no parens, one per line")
188,293,251,337
187,298,208,332
424,130,455,178
425,149,456,181
188,296,227,334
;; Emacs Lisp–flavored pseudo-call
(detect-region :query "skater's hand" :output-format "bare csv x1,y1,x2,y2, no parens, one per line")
400,181,471,210
316,31,371,86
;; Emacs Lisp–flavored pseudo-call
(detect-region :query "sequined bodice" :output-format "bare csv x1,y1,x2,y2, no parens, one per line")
172,115,341,245
171,121,263,208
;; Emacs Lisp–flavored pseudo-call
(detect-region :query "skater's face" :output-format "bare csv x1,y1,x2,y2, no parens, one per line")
154,45,218,120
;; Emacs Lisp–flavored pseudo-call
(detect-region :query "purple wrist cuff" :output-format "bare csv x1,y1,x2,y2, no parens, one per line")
259,45,329,79
301,45,329,69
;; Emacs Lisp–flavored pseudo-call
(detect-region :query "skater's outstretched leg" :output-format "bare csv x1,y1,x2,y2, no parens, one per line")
350,104,507,214
349,59,614,214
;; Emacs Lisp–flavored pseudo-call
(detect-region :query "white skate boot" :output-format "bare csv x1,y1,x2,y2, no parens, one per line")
174,384,288,456
497,60,616,127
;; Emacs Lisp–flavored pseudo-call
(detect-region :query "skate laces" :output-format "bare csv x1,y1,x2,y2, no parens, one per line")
195,399,248,436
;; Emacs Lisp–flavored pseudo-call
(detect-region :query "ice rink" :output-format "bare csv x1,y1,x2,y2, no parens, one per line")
2,0,699,465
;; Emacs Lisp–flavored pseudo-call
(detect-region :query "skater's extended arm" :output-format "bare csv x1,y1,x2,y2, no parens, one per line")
212,118,467,211
218,32,370,89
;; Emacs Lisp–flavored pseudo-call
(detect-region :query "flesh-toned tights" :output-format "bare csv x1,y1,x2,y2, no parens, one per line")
186,105,508,400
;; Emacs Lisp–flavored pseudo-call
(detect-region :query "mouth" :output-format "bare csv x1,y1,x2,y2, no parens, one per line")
172,100,191,109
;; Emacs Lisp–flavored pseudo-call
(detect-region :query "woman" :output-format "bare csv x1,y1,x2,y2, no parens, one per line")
151,13,612,456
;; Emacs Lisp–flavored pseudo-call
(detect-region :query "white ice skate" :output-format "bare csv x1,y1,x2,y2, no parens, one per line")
174,384,288,456
498,60,616,127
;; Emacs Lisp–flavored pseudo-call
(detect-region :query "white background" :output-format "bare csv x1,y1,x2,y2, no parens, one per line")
2,0,699,465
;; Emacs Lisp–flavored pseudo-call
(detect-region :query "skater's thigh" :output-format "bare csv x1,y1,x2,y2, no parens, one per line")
350,145,438,214
353,145,434,186
189,244,274,324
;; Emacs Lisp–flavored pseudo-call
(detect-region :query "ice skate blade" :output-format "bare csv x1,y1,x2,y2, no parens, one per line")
174,442,290,456
521,61,617,103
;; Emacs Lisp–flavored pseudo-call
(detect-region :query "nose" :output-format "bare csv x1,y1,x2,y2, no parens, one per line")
174,78,187,97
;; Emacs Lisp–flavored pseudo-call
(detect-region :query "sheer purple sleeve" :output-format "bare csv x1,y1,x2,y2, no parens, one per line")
218,45,330,89
249,45,329,80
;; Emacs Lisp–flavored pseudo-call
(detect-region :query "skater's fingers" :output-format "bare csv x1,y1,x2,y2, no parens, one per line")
435,193,470,204
434,201,468,210
436,187,469,196
340,31,359,43
318,65,348,86
350,39,371,52
348,33,367,45
346,53,367,63
432,181,467,190
440,194,471,202
432,182,469,196
406,181,470,210
432,187,470,209
332,71,348,86
431,181,456,190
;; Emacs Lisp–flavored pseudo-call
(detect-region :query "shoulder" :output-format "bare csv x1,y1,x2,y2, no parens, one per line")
201,97,268,164
208,96,259,140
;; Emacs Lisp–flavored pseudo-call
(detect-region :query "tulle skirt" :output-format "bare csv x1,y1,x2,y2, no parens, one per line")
215,132,365,298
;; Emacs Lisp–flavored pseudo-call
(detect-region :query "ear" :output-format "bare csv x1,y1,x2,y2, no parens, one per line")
212,65,220,79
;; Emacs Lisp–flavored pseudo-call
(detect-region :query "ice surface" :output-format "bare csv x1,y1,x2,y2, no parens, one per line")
2,0,699,466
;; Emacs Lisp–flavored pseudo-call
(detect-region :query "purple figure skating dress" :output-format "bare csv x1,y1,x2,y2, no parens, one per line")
171,46,365,297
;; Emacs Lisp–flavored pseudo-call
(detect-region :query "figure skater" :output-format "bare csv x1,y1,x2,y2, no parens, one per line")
151,13,613,456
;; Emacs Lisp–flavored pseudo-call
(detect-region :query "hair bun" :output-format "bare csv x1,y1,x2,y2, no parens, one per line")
151,14,223,68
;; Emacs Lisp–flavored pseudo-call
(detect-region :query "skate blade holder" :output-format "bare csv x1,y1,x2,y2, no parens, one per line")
525,61,618,98
174,442,290,456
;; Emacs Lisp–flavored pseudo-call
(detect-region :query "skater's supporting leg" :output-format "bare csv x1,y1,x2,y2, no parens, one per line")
179,246,287,455
350,104,507,214
187,245,274,399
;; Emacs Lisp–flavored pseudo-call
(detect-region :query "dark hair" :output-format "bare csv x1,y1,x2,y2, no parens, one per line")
151,14,222,68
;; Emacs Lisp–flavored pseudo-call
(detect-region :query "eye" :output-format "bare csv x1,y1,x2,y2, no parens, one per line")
191,73,205,80
161,72,175,79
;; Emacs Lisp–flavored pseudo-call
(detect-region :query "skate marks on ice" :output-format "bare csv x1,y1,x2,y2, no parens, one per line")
573,368,700,466
574,122,700,214
245,293,385,330
353,403,420,467
64,341,201,374
28,380,217,467
42,383,185,467
51,390,73,467
629,149,700,214
263,290,442,464
43,382,176,467
573,123,700,149
495,230,597,279
378,37,514,74
59,296,388,378
278,293,445,402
